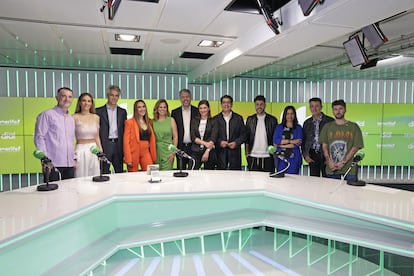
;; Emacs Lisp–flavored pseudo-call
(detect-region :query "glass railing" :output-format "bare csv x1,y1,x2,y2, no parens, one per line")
90,227,410,275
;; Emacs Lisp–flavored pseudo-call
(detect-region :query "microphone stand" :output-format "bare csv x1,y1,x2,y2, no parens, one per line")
330,159,366,193
345,160,366,186
37,158,59,191
174,156,189,177
92,153,110,182
269,152,290,178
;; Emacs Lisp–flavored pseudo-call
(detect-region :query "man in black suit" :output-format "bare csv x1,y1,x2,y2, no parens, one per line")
96,85,127,173
171,89,198,169
215,95,246,170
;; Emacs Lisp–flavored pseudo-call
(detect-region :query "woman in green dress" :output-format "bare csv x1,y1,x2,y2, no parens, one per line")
152,99,178,170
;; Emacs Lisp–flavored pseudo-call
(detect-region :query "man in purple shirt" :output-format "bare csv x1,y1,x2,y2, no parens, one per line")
34,87,76,182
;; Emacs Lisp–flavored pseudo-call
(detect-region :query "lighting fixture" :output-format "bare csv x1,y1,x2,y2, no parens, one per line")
359,55,412,70
343,35,368,67
377,55,403,66
115,34,140,42
299,0,324,16
108,0,122,20
256,0,280,35
198,40,224,48
362,24,388,48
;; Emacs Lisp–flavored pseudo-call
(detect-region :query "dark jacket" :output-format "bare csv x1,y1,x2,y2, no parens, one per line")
301,112,334,158
96,104,127,173
245,113,278,155
96,105,127,156
215,112,246,146
214,111,246,170
190,117,218,153
171,105,198,148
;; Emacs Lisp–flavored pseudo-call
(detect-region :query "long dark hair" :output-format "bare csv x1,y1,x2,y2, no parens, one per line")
133,100,151,132
197,100,211,119
281,105,298,128
75,92,95,114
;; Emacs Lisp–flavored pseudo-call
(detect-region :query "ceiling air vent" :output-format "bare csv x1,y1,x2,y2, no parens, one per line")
110,48,143,55
180,52,213,59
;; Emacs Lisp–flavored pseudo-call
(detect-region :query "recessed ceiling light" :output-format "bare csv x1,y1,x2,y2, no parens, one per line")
115,34,140,42
198,40,224,48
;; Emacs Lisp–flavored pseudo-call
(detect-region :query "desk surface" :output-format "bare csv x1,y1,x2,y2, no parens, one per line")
0,170,413,242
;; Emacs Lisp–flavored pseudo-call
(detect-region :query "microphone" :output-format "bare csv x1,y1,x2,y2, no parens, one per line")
90,146,101,155
168,144,193,160
33,150,55,169
334,150,366,189
352,151,365,163
168,144,193,177
90,146,111,165
267,145,290,178
267,145,276,155
33,149,60,191
90,146,111,181
268,145,285,158
33,149,47,160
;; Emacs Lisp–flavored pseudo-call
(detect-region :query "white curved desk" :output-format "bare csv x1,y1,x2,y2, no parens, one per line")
0,170,413,240
0,171,413,275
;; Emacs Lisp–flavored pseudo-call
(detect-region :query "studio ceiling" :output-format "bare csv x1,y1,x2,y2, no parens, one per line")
1,0,414,84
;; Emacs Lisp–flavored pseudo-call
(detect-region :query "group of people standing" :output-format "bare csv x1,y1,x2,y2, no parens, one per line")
34,86,127,181
34,86,363,183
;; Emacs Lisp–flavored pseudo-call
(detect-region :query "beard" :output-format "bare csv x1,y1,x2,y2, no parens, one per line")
334,113,344,119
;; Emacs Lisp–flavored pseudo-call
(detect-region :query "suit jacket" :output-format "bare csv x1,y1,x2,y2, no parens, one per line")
96,105,127,155
171,105,198,148
190,117,218,153
123,118,157,165
301,112,334,158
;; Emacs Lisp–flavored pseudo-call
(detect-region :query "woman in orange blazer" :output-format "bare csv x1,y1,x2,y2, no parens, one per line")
123,100,157,172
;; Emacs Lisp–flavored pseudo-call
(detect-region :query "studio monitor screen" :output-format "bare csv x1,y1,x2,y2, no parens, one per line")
257,0,280,35
343,35,369,67
108,0,122,20
362,24,388,48
298,0,321,16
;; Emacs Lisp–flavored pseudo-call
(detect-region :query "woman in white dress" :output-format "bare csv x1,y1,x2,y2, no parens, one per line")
73,92,103,177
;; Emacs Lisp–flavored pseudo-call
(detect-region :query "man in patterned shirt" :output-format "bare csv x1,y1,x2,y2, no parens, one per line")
302,97,334,177
319,99,364,181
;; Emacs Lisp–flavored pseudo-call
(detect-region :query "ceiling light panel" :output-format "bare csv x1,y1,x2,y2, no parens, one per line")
115,34,140,42
198,40,224,47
